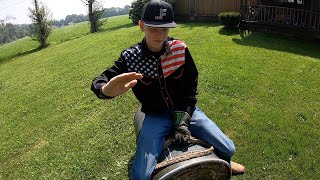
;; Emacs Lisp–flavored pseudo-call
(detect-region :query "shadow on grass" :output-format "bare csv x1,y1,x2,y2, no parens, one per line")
100,23,136,33
218,27,240,36
0,47,41,65
127,155,135,179
232,31,320,59
178,21,221,29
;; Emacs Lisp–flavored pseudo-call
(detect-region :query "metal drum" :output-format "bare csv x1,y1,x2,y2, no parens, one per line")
134,107,231,180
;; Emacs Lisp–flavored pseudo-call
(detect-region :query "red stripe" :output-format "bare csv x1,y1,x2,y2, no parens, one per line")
171,46,185,52
169,40,184,47
161,53,185,63
162,60,185,69
163,69,177,77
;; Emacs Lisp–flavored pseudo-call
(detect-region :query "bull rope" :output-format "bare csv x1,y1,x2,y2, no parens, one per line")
155,137,214,170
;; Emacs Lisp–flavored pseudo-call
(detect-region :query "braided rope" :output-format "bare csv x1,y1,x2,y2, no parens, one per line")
155,138,214,170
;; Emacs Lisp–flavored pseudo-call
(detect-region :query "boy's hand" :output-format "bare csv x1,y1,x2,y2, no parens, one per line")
173,125,191,144
172,111,191,144
101,72,143,97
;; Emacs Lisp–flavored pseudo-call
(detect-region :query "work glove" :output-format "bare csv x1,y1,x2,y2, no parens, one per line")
172,111,191,145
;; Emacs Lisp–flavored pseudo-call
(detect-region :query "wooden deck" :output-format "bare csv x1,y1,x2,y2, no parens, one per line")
240,5,320,39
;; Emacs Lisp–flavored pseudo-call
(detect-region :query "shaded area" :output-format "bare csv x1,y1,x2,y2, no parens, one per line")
233,31,320,59
0,22,136,65
0,47,41,65
239,3,320,40
127,155,135,179
178,22,221,29
218,27,240,36
100,23,136,33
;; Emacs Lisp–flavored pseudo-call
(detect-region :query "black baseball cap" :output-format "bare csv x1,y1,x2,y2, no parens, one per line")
141,0,177,28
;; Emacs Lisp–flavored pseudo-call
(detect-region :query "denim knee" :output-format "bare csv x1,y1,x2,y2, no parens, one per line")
131,162,156,180
225,141,236,158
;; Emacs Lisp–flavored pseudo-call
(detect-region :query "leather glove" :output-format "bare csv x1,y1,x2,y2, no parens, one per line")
172,111,191,144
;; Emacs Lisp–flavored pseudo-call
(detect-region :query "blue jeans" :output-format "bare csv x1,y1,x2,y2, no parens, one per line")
130,106,235,180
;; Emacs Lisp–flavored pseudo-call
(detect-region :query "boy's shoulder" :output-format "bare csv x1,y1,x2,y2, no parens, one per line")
167,38,187,48
121,42,143,57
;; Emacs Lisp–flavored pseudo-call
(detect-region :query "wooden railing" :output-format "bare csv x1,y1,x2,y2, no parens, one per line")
241,5,320,32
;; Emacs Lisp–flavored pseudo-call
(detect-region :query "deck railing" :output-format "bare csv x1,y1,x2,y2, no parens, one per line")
241,5,320,32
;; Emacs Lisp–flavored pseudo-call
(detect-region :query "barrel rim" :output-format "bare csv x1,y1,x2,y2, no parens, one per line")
153,156,231,180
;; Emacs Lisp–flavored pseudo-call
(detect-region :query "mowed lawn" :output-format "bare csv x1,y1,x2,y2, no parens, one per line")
0,15,319,179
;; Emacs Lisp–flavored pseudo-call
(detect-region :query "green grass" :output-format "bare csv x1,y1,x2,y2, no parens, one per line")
0,15,319,179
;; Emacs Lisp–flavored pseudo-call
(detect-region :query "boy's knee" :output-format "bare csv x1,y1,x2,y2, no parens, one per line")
221,142,236,159
225,143,236,158
131,164,153,180
130,169,145,180
131,169,142,180
190,116,205,127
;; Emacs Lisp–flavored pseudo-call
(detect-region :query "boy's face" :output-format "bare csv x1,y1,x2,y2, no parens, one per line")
139,20,169,52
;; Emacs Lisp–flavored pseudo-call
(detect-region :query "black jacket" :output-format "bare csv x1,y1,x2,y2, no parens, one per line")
91,38,198,116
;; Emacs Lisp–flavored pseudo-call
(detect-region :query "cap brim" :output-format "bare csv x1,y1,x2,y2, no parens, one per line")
143,21,177,28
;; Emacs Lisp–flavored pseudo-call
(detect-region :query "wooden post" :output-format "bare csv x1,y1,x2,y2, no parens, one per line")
310,0,314,12
240,0,244,20
245,0,248,19
308,0,315,31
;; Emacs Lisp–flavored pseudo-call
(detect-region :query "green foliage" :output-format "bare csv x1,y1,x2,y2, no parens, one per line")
0,21,90,63
0,15,320,179
129,0,150,24
218,12,240,29
52,6,130,27
28,0,53,48
83,0,106,33
102,6,130,18
0,23,33,45
47,22,91,45
52,14,88,27
0,37,38,62
94,8,106,32
129,0,176,24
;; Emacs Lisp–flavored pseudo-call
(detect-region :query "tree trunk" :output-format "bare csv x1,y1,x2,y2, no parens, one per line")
88,0,97,33
34,0,45,47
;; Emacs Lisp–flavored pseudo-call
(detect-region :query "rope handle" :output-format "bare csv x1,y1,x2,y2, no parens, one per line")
155,137,214,170
163,137,211,149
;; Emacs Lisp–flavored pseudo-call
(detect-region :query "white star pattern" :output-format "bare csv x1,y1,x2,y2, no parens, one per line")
123,40,186,79
123,47,159,78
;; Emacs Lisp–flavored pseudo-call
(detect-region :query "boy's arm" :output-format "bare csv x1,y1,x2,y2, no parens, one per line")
174,48,198,116
91,55,142,99
171,48,198,144
101,72,142,97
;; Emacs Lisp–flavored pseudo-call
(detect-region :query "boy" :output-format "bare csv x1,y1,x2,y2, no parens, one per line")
91,0,245,179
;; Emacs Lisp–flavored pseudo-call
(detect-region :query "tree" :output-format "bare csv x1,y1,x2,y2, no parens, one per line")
129,0,176,24
129,0,149,24
102,6,130,18
81,0,105,33
0,22,33,45
29,0,52,48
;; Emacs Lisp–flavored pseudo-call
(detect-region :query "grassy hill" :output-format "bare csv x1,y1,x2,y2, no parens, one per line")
0,15,319,179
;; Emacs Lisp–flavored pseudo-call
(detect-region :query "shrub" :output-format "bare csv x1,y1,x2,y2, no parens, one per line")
29,0,53,48
129,0,176,24
129,0,150,24
218,12,240,29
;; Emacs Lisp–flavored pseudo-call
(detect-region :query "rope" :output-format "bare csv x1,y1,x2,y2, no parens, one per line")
163,137,211,149
155,137,214,170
